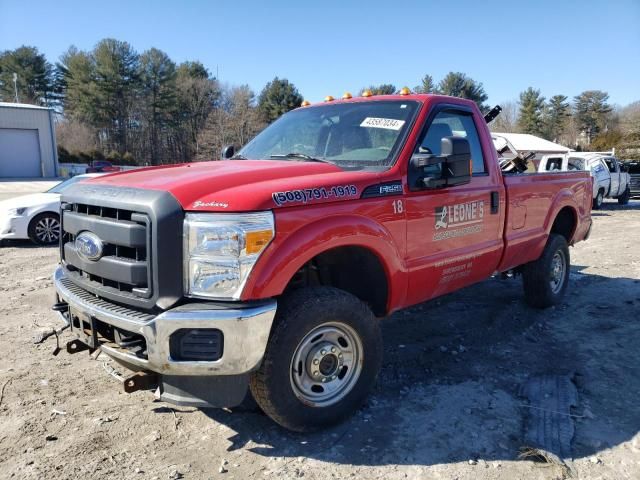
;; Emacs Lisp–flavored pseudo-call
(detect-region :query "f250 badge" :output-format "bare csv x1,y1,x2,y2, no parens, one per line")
433,200,484,241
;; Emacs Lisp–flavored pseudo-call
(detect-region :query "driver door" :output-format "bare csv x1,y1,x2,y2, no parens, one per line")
404,106,504,307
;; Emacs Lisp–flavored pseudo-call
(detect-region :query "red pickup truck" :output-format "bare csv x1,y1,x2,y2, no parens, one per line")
52,93,592,432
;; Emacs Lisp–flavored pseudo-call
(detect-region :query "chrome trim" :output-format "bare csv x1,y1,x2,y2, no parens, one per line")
53,266,277,375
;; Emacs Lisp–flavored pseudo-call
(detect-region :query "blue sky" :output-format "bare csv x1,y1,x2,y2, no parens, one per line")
1,0,639,106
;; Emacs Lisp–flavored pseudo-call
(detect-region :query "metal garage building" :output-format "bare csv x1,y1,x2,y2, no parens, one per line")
0,102,58,178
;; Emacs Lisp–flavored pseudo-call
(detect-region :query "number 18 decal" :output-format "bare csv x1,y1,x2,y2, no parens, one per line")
392,199,404,214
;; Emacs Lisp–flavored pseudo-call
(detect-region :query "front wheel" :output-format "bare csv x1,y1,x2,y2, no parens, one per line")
250,287,382,432
28,213,60,245
618,186,631,205
522,234,570,308
593,190,604,209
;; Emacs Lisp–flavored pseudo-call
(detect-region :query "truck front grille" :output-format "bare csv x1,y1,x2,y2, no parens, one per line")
61,202,152,301
59,183,184,312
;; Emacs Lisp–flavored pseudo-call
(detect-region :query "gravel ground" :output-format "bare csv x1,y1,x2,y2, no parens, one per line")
1,199,639,480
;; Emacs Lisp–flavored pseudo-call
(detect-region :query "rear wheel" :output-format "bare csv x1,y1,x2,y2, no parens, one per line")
250,287,382,432
522,234,570,309
618,186,631,205
593,190,604,209
28,213,60,245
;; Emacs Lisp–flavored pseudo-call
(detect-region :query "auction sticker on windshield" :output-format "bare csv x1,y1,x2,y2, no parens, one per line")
360,117,406,130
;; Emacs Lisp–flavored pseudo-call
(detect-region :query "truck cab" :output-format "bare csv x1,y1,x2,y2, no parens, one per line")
52,93,592,431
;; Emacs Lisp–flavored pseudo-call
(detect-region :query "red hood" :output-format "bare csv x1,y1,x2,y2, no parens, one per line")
88,160,381,212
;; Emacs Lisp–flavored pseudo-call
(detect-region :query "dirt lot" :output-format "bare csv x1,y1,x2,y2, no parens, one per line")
1,199,639,480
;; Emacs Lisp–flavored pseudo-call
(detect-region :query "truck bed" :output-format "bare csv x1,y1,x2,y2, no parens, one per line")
498,171,592,272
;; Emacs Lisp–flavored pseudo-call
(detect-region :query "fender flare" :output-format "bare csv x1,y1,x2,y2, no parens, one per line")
543,189,579,241
242,214,407,311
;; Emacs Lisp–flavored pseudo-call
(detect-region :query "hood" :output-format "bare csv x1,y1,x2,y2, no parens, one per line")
0,192,59,211
84,160,382,211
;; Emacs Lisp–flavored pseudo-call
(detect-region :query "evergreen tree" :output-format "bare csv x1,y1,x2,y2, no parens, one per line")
359,84,397,95
139,48,177,164
91,39,140,153
573,90,612,139
437,72,488,112
258,77,303,123
518,87,546,136
56,46,96,122
543,95,570,141
414,74,436,94
0,46,54,105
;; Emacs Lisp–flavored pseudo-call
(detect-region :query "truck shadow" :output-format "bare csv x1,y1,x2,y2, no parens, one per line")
202,267,640,468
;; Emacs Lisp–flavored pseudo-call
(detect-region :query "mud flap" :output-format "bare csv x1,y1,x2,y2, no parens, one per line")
159,374,249,408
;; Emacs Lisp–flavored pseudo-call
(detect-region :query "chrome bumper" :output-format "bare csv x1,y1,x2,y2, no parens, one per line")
53,266,277,376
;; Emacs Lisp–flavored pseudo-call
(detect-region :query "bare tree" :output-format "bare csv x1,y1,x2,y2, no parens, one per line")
489,101,519,133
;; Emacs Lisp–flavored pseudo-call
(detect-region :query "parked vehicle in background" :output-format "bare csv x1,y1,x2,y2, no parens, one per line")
0,174,104,245
51,93,592,432
539,152,630,208
624,161,640,197
86,160,121,173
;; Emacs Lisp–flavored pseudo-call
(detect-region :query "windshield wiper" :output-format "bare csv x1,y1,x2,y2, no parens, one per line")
270,153,334,165
230,154,247,160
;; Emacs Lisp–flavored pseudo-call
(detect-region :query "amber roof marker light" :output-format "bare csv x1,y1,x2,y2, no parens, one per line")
342,92,353,99
325,95,335,102
399,87,411,95
301,100,311,107
361,89,373,97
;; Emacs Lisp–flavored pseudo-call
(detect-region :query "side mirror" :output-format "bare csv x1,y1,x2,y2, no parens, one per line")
221,145,235,160
410,136,472,190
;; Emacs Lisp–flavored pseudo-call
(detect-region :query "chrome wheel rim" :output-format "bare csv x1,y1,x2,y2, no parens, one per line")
35,216,60,243
290,322,363,407
550,250,566,294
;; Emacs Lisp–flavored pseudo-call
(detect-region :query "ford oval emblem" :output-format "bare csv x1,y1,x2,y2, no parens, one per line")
75,231,104,261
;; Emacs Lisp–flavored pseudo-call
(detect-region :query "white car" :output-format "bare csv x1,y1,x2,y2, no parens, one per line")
0,174,103,245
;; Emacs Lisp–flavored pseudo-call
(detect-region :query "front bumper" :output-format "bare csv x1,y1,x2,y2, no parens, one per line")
53,266,277,376
0,214,29,240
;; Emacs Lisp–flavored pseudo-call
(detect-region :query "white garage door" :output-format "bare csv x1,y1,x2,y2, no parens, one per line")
0,129,42,177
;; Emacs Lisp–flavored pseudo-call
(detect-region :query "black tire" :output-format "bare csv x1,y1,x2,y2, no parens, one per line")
249,287,382,432
522,234,570,309
28,212,61,245
618,186,631,205
592,190,604,209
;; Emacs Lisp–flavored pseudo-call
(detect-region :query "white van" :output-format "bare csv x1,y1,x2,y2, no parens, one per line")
539,153,631,208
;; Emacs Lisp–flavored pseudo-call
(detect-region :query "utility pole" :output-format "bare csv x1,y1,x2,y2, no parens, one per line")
12,73,19,103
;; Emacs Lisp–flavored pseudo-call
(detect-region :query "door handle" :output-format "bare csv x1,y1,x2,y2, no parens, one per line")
490,191,499,214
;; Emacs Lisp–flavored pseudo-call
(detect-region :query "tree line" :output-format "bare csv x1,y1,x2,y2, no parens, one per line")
0,42,303,165
1,43,638,163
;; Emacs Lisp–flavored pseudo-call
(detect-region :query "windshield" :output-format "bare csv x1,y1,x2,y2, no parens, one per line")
47,175,91,194
238,100,419,169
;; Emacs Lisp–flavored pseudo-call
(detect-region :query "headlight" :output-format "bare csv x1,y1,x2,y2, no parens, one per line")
184,212,274,300
8,207,26,216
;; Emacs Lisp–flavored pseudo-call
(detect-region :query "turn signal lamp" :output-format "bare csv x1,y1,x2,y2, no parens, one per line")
361,89,373,97
325,95,335,102
342,92,353,99
246,229,274,255
400,87,411,95
301,100,311,107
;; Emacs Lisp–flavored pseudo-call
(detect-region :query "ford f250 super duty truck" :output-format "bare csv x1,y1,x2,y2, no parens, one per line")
52,92,592,432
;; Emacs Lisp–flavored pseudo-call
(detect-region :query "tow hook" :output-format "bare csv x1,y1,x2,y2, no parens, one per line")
123,372,158,394
66,339,92,354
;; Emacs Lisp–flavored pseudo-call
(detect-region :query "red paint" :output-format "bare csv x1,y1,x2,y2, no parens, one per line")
89,94,592,315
